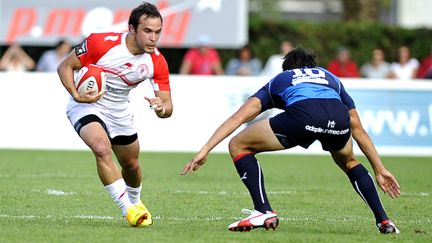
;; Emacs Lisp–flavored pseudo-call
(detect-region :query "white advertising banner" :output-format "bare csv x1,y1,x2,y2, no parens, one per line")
0,73,432,156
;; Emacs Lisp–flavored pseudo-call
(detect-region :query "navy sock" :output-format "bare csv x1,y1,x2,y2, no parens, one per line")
234,154,272,213
346,164,388,224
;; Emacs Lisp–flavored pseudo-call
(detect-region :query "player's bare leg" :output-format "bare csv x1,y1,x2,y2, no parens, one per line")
79,123,122,185
330,137,399,234
329,136,359,172
113,140,152,226
229,119,285,156
227,119,284,231
79,123,147,226
113,140,142,188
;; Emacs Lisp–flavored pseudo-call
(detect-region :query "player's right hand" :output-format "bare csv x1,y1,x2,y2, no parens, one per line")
74,89,104,103
180,150,208,175
375,169,401,199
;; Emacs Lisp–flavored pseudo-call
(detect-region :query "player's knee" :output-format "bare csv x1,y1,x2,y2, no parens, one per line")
229,136,247,157
330,150,357,172
122,160,140,172
228,137,238,154
344,159,359,171
91,142,112,161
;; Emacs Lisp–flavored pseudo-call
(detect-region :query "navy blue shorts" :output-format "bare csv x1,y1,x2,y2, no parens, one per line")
269,99,351,151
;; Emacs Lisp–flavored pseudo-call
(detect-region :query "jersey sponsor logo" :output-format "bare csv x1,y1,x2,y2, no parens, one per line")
75,40,88,56
105,84,130,95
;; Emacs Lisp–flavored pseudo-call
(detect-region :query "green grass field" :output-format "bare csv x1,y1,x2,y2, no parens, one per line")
0,149,431,242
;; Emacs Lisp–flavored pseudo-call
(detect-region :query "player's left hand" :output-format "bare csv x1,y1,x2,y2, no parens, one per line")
375,169,401,198
74,89,104,103
145,96,164,113
180,150,208,175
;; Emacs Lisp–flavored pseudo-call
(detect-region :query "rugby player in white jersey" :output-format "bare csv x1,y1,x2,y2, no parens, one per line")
57,2,172,227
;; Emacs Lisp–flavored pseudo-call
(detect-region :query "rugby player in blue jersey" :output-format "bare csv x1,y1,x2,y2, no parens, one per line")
181,47,400,234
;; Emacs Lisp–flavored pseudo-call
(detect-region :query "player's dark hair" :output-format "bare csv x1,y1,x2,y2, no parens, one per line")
282,47,317,71
129,2,163,30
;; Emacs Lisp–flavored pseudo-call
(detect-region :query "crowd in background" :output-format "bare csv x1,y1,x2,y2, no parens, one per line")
177,37,432,80
1,38,432,80
0,40,72,73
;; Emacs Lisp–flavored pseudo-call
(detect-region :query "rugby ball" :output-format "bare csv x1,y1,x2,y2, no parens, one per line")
74,64,106,94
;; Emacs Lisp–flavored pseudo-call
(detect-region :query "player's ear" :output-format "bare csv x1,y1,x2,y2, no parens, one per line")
128,25,136,34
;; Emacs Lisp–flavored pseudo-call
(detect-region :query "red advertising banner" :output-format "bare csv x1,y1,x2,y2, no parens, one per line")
1,0,247,47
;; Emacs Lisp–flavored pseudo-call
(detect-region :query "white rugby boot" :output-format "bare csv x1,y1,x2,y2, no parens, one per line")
378,220,400,234
228,209,278,232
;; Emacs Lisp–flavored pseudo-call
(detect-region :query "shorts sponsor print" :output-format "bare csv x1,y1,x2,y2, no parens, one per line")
304,125,349,135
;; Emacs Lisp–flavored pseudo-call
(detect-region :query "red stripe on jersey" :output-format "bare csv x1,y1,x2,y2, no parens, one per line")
103,67,138,87
78,32,122,66
151,49,171,91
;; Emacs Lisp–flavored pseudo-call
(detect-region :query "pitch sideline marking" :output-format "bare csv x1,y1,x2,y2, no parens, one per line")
1,214,429,224
173,190,430,196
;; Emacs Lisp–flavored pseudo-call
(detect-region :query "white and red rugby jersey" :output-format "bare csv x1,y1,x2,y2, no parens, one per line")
75,32,170,109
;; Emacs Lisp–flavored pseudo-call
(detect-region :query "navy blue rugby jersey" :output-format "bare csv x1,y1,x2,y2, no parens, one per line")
252,67,356,111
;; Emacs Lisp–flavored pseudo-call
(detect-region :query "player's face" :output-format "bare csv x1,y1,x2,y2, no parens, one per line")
133,16,162,54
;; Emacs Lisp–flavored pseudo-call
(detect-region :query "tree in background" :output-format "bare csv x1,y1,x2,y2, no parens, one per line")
341,0,392,22
250,0,394,23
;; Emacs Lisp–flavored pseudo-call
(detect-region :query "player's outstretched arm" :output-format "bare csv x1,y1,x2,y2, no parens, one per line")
349,108,401,198
181,97,262,175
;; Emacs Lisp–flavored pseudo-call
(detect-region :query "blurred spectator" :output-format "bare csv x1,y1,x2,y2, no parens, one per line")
225,44,262,76
179,35,224,75
36,39,72,72
360,48,390,79
0,44,35,71
327,46,360,77
261,40,293,76
388,45,419,79
417,46,432,79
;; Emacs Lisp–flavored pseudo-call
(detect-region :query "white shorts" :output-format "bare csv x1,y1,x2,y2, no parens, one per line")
66,99,136,139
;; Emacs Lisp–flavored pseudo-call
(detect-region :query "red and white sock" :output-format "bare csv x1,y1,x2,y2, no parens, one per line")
105,179,133,216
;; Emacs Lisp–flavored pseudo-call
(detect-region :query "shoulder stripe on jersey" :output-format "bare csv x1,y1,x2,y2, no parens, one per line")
267,77,276,108
77,32,123,66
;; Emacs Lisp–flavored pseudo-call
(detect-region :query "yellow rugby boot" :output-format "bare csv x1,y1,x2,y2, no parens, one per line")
136,201,153,226
125,205,148,227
